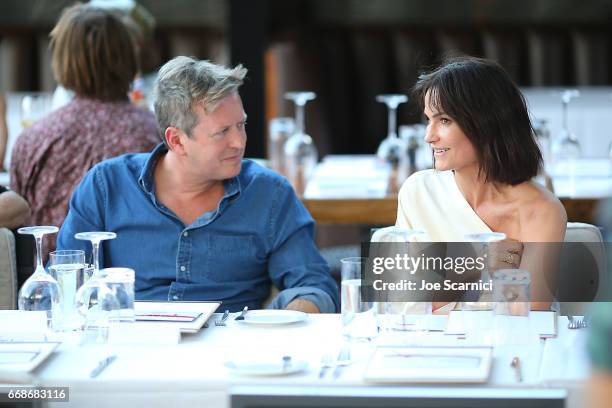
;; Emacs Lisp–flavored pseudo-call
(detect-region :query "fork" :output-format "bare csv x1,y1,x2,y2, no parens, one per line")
319,353,334,379
567,315,588,329
234,306,248,321
215,310,230,326
332,346,351,379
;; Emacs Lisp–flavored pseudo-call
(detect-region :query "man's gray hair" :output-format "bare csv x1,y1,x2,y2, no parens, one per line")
153,56,247,142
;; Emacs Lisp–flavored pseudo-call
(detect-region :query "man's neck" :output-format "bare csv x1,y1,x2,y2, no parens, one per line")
155,151,222,200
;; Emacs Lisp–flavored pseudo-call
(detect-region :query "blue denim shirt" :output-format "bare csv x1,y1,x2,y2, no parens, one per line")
57,144,339,313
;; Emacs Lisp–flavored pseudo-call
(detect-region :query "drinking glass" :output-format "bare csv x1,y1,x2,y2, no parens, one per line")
73,232,117,334
399,124,429,172
49,250,86,331
268,117,295,176
341,257,378,341
371,227,431,333
491,269,536,348
20,93,51,129
75,231,116,275
376,94,409,193
99,267,135,323
284,92,318,196
17,226,60,327
462,232,507,311
75,268,135,343
532,118,552,171
551,90,581,171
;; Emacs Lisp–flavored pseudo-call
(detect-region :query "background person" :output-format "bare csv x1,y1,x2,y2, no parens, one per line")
10,3,158,253
0,185,30,229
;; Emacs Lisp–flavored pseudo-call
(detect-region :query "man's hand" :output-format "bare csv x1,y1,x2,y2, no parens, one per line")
285,298,320,313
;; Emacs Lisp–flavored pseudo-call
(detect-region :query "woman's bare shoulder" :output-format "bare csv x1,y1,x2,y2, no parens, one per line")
516,182,567,241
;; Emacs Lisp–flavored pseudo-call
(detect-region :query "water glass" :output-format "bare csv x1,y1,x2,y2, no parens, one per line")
49,250,86,331
341,257,378,341
492,269,535,348
492,269,530,316
100,267,136,323
75,267,135,343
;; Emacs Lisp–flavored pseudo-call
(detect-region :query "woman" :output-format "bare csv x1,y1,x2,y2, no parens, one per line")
397,56,566,310
10,4,158,252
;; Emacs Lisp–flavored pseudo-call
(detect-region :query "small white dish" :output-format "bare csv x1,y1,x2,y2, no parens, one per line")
225,359,308,376
239,310,308,326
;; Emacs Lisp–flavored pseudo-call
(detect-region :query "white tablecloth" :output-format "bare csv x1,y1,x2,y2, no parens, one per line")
16,313,589,408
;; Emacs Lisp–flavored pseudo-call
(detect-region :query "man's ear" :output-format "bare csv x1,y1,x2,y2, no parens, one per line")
165,127,187,155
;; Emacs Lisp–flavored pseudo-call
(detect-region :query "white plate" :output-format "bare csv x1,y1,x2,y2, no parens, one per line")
225,359,308,376
239,310,308,326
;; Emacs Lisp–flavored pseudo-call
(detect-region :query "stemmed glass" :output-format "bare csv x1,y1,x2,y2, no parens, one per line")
284,91,318,196
371,227,431,334
551,90,581,165
17,226,60,325
376,94,409,193
73,232,117,337
75,231,117,276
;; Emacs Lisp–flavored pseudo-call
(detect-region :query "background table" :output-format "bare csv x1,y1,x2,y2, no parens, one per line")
302,156,611,225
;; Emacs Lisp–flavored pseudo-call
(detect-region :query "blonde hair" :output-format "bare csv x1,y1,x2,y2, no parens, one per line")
153,56,247,141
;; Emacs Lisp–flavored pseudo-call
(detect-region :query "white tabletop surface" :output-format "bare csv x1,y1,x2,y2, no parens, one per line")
5,313,588,408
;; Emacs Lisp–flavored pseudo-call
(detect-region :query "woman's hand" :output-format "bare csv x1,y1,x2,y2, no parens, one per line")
488,240,524,271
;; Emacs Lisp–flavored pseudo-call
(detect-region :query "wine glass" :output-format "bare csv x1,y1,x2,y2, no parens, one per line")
268,117,295,176
17,226,60,326
20,93,51,129
376,94,409,193
73,232,116,335
370,227,431,334
283,91,318,196
551,90,581,171
75,231,117,276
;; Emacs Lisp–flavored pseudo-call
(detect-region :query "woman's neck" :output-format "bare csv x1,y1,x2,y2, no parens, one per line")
453,165,507,209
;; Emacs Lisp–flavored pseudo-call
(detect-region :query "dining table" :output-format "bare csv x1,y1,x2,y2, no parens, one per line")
301,155,611,225
3,311,590,408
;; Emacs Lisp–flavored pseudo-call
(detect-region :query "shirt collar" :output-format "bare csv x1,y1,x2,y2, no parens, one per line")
138,143,243,201
138,143,166,193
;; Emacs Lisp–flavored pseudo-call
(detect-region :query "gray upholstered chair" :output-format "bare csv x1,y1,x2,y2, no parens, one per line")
558,222,607,315
0,227,18,310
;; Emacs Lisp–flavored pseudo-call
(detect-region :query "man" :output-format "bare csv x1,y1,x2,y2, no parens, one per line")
57,56,339,313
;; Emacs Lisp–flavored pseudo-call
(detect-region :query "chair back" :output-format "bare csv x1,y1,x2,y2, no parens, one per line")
557,222,607,315
0,228,18,309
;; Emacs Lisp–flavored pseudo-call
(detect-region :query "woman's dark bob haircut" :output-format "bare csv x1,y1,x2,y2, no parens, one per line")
413,56,542,185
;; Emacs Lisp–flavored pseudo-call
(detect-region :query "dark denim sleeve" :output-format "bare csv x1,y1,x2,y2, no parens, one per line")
266,178,340,313
56,165,107,264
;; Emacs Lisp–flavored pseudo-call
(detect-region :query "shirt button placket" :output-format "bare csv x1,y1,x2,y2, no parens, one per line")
178,229,191,283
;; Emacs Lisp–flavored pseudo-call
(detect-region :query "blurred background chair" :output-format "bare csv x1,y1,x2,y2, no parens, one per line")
0,227,18,309
557,222,607,315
